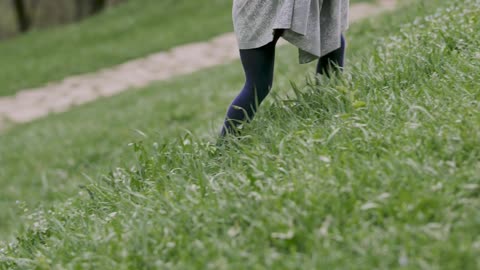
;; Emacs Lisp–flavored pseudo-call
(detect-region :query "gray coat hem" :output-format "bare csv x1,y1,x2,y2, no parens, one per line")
238,30,347,65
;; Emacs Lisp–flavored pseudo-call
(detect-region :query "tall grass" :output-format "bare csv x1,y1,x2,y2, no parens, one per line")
0,0,449,240
1,0,479,269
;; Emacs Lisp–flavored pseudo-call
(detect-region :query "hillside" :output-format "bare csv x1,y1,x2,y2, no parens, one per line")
1,0,478,269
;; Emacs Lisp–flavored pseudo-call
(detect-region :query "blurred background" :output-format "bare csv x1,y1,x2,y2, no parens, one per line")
0,0,125,40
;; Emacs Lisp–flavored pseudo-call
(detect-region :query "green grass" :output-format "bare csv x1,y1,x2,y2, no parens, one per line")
0,0,450,240
1,0,478,268
0,0,411,240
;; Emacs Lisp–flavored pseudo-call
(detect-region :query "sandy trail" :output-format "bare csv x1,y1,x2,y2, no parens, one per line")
0,0,396,131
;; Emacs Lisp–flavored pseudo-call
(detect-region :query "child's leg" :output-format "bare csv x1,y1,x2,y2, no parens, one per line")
316,35,346,76
220,31,283,136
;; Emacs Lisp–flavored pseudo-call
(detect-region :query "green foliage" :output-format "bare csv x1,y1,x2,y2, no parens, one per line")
0,0,454,240
1,0,479,268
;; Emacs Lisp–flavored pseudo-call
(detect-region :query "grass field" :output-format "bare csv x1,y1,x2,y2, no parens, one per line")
1,0,479,268
0,0,450,239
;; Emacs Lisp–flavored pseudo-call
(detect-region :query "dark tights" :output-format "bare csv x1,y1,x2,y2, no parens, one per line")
221,32,346,136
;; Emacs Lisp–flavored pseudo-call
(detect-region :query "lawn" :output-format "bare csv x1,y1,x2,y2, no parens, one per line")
1,0,479,268
0,0,450,240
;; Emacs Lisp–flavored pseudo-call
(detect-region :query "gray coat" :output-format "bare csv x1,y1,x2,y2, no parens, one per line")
233,0,349,63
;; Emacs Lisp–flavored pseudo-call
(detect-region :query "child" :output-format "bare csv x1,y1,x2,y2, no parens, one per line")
221,0,349,136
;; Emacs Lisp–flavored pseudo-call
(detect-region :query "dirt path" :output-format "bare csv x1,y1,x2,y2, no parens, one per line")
0,0,396,131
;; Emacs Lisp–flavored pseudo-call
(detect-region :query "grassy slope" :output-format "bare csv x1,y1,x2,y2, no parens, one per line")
0,0,377,97
2,0,479,268
0,1,450,240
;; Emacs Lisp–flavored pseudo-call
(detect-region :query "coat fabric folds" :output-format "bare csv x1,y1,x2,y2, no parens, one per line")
233,0,350,63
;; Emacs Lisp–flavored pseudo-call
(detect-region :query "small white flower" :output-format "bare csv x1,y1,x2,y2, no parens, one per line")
271,230,294,240
227,227,241,238
360,202,379,211
319,156,331,163
377,193,391,200
399,253,409,266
